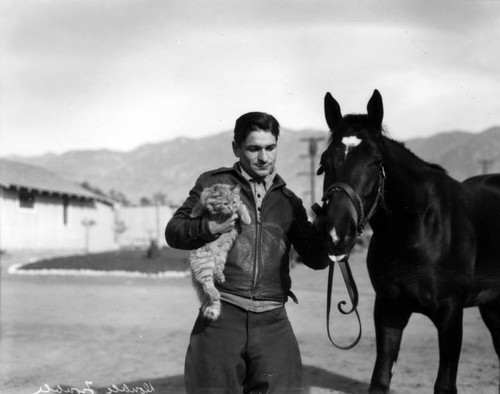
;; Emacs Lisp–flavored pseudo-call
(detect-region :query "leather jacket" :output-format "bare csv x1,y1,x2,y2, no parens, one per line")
165,164,329,302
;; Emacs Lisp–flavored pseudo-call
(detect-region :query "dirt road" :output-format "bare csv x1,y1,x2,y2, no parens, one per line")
0,249,498,393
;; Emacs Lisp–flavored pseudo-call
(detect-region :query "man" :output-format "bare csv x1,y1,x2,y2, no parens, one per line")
165,111,329,393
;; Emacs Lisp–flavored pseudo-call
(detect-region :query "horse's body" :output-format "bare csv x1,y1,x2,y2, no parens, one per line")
316,90,500,394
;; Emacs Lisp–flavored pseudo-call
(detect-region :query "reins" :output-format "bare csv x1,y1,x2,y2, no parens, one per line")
326,254,362,350
313,165,385,350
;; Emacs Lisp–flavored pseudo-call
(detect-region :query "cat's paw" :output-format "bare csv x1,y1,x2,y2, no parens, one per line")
214,272,225,283
202,305,221,321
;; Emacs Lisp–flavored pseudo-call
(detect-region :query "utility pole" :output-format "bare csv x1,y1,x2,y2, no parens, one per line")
478,159,494,175
298,137,326,208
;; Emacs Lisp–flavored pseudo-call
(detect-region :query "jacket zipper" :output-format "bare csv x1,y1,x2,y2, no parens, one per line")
250,183,278,299
251,220,260,299
250,186,260,298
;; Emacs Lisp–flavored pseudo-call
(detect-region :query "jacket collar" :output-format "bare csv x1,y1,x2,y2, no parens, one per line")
211,163,286,189
237,163,277,190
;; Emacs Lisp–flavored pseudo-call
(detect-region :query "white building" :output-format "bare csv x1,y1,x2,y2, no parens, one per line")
0,159,118,253
117,204,173,249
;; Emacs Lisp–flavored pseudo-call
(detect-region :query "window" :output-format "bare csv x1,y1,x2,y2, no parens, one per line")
19,189,35,209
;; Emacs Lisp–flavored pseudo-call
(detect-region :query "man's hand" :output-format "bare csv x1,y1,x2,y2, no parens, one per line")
313,213,326,234
208,214,238,235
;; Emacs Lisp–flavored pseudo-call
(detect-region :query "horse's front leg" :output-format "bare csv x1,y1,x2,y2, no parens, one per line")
369,296,412,394
431,303,464,394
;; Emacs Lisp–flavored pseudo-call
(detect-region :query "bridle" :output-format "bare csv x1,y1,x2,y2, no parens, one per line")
317,165,386,237
312,164,386,350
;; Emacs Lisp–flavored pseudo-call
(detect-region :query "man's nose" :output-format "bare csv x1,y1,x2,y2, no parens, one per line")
258,150,268,162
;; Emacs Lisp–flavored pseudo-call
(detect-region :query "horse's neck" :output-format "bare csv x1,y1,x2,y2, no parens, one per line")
378,140,441,214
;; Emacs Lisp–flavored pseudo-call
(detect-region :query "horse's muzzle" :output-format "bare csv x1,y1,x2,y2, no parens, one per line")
313,203,358,256
325,216,358,256
327,235,357,257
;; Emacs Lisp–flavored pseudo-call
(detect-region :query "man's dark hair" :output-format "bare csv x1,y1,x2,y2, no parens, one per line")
233,112,280,146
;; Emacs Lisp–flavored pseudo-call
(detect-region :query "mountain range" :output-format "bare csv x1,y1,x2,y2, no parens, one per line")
6,126,500,206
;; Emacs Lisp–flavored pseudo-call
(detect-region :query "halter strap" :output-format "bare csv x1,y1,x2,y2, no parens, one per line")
322,182,365,235
320,165,385,236
326,254,362,350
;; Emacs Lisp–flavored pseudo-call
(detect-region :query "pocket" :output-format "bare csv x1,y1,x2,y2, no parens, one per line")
269,306,287,318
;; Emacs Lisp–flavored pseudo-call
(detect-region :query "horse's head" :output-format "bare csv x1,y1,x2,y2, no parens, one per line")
315,90,385,258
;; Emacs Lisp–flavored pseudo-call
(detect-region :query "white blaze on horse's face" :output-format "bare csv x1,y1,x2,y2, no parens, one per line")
330,226,340,244
341,136,362,160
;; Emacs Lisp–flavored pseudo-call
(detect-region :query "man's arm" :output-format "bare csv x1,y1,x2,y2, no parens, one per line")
290,200,329,270
165,175,237,250
165,175,219,250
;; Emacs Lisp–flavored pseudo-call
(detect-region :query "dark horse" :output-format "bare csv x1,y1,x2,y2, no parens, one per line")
315,90,500,393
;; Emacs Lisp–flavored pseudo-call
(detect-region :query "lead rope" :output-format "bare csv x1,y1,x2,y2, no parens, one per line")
326,254,362,350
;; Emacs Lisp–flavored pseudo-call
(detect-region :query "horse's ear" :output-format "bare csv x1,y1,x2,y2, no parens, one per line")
367,89,384,132
324,92,342,131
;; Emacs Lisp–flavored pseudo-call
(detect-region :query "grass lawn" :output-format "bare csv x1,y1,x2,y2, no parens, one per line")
16,247,190,273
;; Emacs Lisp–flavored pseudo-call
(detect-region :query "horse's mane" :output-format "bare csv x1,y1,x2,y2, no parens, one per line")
326,115,447,174
382,136,447,174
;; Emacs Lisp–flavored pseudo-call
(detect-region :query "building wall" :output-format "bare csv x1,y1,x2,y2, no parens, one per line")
116,205,173,248
0,187,118,252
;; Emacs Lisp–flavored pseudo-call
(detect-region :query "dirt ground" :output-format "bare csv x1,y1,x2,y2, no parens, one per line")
0,249,498,394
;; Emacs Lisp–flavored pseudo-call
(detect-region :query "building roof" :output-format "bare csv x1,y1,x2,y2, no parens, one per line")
0,158,112,204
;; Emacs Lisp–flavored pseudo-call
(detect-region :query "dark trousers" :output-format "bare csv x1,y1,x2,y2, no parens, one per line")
184,302,302,394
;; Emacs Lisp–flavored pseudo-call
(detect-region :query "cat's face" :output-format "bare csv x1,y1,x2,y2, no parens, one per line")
207,185,241,216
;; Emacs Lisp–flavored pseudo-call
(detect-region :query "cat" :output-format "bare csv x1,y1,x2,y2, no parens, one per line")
189,183,252,320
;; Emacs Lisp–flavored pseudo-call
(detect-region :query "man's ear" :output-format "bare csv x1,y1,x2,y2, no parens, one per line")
232,141,240,158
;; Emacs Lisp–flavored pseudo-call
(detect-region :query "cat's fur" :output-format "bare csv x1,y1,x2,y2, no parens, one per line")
189,184,251,320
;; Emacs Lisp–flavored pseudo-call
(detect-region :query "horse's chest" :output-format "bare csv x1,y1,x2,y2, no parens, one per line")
368,255,444,306
370,263,428,290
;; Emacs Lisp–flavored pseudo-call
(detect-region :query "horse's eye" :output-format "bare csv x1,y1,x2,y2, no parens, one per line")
368,159,382,168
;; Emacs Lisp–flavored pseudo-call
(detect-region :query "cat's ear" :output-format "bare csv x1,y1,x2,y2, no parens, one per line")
238,203,252,225
200,186,215,200
190,202,208,218
231,184,241,194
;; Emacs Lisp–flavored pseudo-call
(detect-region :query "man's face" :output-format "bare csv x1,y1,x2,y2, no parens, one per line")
233,130,278,180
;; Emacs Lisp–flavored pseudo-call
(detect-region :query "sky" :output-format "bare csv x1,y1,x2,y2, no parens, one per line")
1,0,499,157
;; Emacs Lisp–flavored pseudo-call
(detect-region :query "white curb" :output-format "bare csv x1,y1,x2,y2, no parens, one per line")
8,262,190,279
